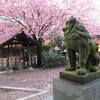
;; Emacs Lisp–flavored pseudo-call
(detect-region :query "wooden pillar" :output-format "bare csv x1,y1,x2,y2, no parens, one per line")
10,44,13,68
28,44,31,66
22,49,25,65
7,44,9,67
31,52,32,66
1,59,4,68
26,49,28,66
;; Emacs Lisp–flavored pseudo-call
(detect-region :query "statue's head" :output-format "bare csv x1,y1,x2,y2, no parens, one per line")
66,16,76,26
69,16,74,20
69,17,76,24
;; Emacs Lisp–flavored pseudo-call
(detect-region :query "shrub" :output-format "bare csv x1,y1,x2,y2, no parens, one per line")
41,52,67,68
42,45,50,52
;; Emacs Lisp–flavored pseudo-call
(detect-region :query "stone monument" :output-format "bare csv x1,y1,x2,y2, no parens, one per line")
53,17,100,100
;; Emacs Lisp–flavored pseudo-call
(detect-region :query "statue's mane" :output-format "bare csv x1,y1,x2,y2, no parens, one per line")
63,18,91,47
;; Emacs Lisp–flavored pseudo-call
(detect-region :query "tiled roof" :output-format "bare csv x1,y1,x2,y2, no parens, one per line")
0,31,40,48
0,33,15,45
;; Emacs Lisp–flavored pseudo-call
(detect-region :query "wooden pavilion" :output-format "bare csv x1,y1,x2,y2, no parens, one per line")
0,31,41,70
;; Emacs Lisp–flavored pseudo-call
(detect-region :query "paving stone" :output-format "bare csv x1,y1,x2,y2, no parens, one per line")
44,96,53,100
0,67,65,100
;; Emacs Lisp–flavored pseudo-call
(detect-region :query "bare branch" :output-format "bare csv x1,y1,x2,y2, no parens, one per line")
9,11,27,29
0,17,15,22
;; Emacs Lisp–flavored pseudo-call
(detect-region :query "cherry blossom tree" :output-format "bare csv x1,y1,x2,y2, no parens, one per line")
1,0,99,39
0,0,67,67
0,0,67,40
0,0,100,39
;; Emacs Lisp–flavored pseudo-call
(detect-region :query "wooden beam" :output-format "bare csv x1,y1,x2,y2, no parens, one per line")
4,47,29,49
9,42,30,44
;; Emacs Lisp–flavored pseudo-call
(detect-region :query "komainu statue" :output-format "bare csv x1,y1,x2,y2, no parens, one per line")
63,17,100,76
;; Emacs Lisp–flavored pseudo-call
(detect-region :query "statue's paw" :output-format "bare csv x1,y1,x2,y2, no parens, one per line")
65,67,75,71
76,69,86,76
89,67,97,72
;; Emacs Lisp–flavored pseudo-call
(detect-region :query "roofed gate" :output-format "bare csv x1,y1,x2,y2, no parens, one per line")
0,31,41,70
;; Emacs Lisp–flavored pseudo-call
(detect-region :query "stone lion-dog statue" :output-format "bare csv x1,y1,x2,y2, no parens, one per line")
63,17,100,76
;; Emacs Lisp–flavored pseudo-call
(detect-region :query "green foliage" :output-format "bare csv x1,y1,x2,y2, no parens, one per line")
49,36,65,50
42,45,50,52
41,52,67,68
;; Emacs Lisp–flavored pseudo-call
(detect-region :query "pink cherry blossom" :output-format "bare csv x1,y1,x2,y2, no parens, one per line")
0,0,100,41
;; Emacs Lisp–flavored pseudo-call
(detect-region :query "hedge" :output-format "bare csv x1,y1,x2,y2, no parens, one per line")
41,52,67,68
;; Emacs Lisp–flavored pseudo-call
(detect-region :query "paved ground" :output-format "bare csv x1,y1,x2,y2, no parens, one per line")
0,67,65,100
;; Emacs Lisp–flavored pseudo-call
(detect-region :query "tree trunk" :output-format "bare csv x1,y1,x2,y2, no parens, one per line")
37,39,42,67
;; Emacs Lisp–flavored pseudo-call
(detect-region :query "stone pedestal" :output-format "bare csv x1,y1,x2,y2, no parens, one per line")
53,78,100,100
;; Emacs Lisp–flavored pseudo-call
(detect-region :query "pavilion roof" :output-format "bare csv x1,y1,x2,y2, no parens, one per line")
0,31,40,48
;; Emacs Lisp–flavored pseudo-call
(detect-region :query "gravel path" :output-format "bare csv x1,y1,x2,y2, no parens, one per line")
0,89,37,100
0,67,65,100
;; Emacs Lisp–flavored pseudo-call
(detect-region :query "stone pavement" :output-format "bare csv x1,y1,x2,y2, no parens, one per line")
44,96,53,100
0,67,65,100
